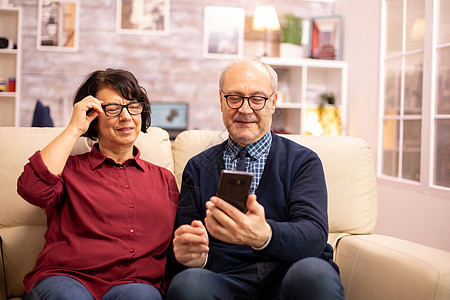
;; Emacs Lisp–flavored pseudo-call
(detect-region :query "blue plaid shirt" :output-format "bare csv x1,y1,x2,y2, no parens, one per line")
223,131,272,194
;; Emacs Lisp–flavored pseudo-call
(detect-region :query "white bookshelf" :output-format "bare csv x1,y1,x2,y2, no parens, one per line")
0,7,22,126
261,57,348,135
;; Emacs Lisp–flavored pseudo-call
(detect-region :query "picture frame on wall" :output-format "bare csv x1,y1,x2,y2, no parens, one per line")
309,15,342,60
151,102,188,139
203,6,245,59
37,0,80,52
151,102,188,130
116,0,170,35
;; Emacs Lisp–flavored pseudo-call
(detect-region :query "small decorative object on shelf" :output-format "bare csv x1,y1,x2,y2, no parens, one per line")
0,78,6,92
319,91,336,106
305,92,342,136
8,76,15,92
280,14,305,58
0,36,13,49
317,92,342,135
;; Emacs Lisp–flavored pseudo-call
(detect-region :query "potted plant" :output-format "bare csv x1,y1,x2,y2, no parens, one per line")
279,14,304,58
318,92,342,135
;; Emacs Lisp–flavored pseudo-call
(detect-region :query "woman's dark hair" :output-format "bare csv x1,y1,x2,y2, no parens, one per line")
74,68,151,140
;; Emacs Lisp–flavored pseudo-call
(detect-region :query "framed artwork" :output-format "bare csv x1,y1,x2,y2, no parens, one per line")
116,0,170,35
151,102,188,130
309,15,342,60
203,6,245,59
37,0,80,51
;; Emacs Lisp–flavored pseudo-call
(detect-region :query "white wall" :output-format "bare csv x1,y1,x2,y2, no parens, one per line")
336,0,450,252
376,181,450,251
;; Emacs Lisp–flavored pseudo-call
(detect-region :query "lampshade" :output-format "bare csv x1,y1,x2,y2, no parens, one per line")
252,5,280,31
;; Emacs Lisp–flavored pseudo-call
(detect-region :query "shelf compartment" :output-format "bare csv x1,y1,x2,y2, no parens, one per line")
272,107,301,134
0,96,16,126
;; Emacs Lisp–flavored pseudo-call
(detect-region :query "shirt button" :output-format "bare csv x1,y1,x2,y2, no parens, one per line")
130,229,135,233
130,204,134,208
129,249,134,253
125,185,130,189
120,166,124,170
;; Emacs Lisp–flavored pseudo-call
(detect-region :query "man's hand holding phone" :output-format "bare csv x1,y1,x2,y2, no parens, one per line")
205,193,272,249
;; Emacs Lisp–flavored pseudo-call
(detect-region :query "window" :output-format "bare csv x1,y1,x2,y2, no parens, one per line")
380,0,450,189
434,0,450,188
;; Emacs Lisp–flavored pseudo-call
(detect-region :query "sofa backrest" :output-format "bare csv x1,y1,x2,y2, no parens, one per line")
0,126,173,299
172,130,378,237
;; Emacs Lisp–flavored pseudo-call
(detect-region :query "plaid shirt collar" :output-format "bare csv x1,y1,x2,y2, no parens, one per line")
225,131,272,160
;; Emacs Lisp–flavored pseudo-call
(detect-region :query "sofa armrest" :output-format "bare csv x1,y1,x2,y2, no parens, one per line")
335,234,450,300
0,235,7,300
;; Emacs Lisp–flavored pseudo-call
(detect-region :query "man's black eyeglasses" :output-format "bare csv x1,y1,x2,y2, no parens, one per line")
102,102,144,117
222,92,274,111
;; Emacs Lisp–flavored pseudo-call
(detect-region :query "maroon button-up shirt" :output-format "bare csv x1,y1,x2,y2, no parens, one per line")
17,144,179,299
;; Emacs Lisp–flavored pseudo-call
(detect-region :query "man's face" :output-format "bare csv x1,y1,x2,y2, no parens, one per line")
220,61,277,147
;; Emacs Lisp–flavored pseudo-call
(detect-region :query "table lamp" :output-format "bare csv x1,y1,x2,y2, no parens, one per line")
252,5,280,56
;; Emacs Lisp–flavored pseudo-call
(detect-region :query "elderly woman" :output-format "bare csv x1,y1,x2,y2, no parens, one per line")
17,69,179,300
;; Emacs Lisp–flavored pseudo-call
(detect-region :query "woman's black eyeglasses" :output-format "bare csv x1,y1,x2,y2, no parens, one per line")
102,102,144,117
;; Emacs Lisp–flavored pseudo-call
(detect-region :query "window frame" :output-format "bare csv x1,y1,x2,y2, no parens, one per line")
378,0,450,195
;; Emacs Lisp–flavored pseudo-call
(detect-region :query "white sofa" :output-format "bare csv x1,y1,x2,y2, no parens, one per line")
1,127,449,300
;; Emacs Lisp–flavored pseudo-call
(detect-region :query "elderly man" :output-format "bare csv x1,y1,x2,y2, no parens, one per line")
166,59,344,300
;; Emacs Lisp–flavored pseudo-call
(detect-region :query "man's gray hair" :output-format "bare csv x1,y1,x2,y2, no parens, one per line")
218,58,278,92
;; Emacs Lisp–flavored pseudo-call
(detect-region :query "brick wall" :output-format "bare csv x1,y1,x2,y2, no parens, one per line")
10,0,333,129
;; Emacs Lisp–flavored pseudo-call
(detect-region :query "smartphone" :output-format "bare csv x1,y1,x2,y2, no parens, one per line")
216,170,253,212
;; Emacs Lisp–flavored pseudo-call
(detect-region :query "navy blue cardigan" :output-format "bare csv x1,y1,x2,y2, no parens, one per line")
168,131,336,276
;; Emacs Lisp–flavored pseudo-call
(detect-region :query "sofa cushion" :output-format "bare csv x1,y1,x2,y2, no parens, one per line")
172,130,229,188
172,130,377,235
336,234,450,300
0,226,46,298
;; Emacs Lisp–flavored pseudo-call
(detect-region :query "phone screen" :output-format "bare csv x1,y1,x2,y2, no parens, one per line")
216,170,253,212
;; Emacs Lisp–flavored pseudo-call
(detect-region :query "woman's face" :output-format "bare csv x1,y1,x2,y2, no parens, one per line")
95,86,141,151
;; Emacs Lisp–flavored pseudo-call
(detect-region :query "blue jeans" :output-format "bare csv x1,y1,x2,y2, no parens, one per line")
166,257,345,300
23,275,163,300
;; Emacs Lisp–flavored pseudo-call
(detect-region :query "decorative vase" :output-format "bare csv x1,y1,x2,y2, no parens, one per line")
279,43,305,59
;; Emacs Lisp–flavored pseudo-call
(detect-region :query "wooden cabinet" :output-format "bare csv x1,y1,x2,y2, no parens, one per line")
0,7,21,126
261,57,348,135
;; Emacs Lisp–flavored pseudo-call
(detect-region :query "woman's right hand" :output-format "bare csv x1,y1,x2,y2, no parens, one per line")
67,96,104,136
40,96,103,175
